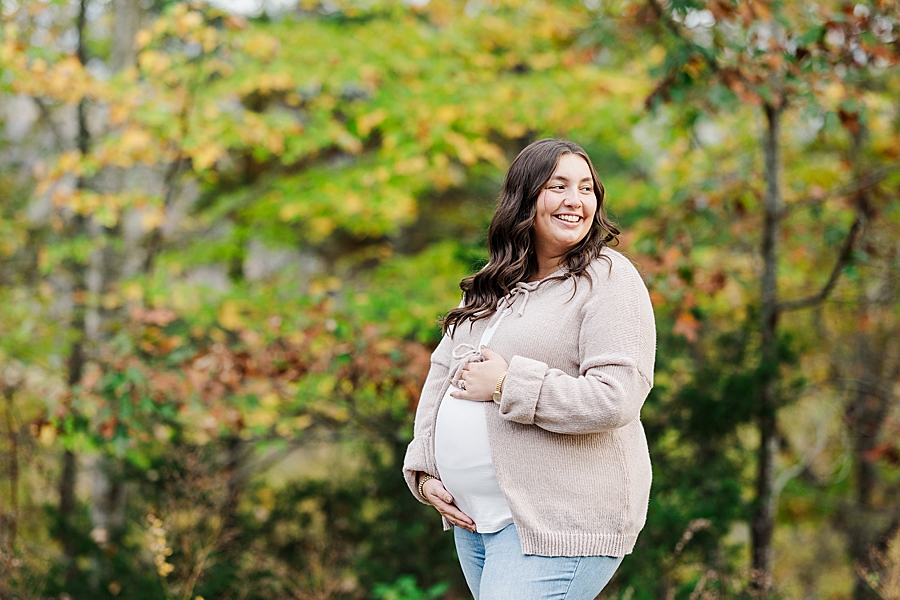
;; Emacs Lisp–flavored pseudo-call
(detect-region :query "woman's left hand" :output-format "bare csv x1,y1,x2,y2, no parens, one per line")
450,348,508,402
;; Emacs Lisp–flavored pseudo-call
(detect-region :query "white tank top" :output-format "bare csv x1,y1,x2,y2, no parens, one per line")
434,308,514,533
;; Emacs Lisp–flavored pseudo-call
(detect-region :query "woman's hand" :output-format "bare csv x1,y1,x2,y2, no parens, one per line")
421,476,477,532
450,348,508,402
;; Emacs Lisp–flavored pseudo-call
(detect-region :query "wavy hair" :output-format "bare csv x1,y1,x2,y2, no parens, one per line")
442,138,619,336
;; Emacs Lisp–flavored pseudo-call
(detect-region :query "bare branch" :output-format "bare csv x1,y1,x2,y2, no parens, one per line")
778,210,866,313
773,416,830,500
784,164,900,216
31,98,66,150
836,378,898,406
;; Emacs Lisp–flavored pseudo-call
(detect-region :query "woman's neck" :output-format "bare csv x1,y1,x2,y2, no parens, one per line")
529,257,562,282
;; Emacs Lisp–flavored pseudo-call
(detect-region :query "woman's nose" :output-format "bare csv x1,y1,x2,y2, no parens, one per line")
562,189,581,207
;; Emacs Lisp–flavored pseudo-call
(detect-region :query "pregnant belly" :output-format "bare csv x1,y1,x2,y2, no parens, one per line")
434,389,512,531
435,391,493,473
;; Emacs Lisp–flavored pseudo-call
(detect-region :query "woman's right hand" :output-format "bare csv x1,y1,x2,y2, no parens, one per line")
421,477,477,533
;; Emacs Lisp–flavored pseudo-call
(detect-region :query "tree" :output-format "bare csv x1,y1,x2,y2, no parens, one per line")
627,0,900,592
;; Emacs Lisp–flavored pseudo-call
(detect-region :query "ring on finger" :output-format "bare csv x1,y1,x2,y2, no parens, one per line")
459,379,466,390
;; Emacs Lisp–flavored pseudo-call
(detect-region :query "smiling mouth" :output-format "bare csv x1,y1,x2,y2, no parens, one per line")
554,214,582,223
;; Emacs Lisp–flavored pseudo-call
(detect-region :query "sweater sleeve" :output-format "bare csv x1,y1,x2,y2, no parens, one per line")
402,333,453,502
497,262,656,435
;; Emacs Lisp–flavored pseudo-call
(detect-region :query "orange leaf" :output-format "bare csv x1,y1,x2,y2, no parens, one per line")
673,311,700,342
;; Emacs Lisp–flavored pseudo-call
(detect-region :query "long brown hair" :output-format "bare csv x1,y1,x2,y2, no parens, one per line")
441,138,619,335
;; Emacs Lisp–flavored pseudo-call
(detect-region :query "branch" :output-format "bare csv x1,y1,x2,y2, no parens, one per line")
784,164,900,216
142,51,206,274
645,0,720,73
32,98,66,149
836,377,898,406
773,415,830,501
777,210,866,313
644,0,727,109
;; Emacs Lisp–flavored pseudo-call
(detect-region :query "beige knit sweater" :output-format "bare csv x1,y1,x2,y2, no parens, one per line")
403,249,656,557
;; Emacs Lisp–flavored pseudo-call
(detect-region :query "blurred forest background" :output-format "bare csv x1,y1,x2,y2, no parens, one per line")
0,0,898,598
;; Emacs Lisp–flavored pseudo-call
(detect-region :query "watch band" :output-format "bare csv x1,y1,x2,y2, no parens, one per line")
492,371,507,404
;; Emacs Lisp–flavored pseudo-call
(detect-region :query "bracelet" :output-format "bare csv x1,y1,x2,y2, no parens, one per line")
492,371,508,404
418,474,435,502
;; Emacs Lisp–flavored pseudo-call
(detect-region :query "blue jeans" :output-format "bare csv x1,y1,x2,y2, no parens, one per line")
454,523,623,600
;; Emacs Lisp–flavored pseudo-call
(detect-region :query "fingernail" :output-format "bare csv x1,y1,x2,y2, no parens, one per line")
480,344,487,349
445,496,452,503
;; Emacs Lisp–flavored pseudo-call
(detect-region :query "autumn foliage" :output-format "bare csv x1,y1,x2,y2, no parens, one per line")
0,0,899,599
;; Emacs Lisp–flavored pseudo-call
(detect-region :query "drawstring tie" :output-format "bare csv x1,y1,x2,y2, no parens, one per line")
503,284,531,317
448,343,483,387
447,280,542,386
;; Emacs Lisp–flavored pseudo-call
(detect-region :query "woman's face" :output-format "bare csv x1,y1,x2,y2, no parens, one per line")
531,153,597,261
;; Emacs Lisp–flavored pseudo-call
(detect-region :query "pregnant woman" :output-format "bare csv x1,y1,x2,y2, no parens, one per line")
403,138,656,599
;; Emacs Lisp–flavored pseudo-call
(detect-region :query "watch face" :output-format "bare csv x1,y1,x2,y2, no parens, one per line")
492,391,501,403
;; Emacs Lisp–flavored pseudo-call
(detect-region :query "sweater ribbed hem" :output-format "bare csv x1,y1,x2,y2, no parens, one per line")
516,528,638,558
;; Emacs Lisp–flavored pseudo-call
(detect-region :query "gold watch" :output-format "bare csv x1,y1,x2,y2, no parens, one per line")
492,371,507,404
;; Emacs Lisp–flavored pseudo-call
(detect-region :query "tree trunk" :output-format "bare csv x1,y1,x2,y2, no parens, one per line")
111,0,142,72
59,0,91,584
85,0,145,566
751,102,783,594
846,265,900,599
2,388,19,551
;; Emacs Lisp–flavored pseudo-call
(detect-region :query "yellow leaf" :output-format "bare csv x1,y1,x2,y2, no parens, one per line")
357,108,388,136
102,292,120,310
343,192,362,214
244,34,279,61
313,401,348,422
445,131,477,165
190,143,224,171
473,139,505,167
120,127,153,153
822,82,845,104
529,52,557,70
176,11,204,35
395,156,428,175
600,73,641,95
279,203,304,221
257,487,276,511
134,29,153,50
39,424,57,446
309,216,335,238
58,150,83,174
201,27,219,52
435,105,457,124
336,130,363,154
109,103,130,126
245,408,277,428
202,103,220,120
140,207,165,232
218,301,244,331
123,282,143,302
138,50,171,75
261,393,280,408
647,45,666,66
